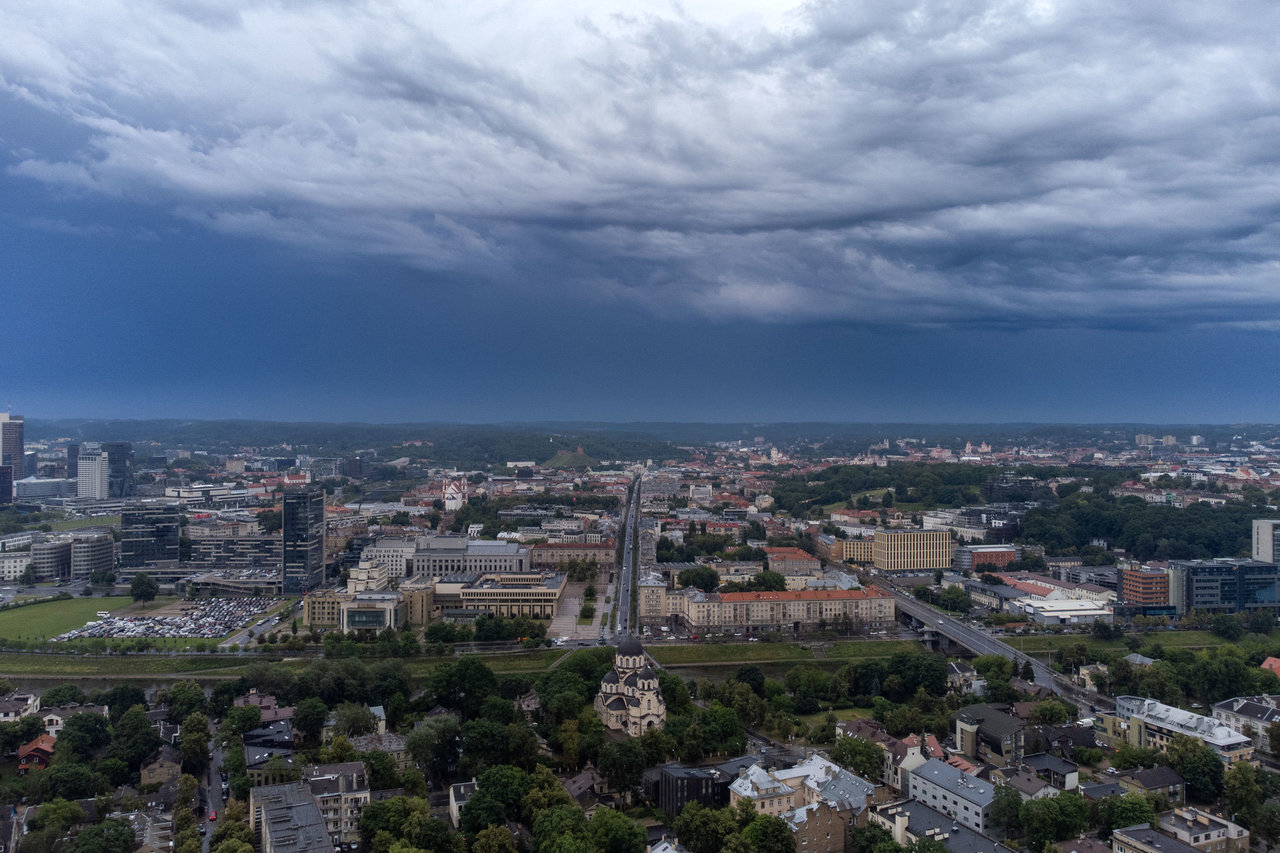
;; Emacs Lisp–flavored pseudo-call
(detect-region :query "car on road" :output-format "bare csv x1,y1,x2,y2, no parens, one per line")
208,811,217,821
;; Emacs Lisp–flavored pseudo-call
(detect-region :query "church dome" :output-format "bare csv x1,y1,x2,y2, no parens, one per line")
638,666,657,681
602,669,620,684
617,636,644,657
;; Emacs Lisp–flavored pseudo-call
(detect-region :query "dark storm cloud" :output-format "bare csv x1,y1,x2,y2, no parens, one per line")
3,0,1280,328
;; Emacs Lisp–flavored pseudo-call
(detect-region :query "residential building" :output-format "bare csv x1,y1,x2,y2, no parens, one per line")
870,800,1015,853
641,585,895,634
305,762,369,846
40,703,109,737
448,780,477,829
814,536,874,564
1021,752,1079,792
596,637,666,737
1253,520,1280,565
141,745,183,787
1157,807,1249,853
872,531,954,574
0,414,24,480
250,782,336,853
17,734,56,774
952,704,1024,767
348,732,410,771
1212,695,1280,754
765,547,822,575
1112,824,1201,853
1116,766,1185,805
903,758,995,833
283,489,326,593
1114,696,1254,764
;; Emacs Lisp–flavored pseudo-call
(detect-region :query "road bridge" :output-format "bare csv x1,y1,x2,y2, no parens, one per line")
889,587,1115,713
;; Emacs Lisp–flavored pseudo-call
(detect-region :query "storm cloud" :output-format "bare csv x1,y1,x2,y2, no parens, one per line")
4,0,1280,328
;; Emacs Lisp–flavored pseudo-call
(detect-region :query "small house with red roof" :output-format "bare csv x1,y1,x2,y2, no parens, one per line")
17,734,56,774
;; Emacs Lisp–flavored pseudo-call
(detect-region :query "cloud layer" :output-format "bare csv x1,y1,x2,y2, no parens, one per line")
4,0,1280,327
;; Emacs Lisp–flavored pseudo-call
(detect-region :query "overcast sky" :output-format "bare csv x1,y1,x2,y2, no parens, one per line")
4,0,1279,423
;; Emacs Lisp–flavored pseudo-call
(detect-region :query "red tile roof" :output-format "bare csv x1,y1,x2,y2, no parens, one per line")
719,586,892,603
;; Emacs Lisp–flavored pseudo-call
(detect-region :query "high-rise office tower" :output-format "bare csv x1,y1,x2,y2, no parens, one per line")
0,466,11,504
119,505,181,569
0,414,23,480
66,443,80,479
282,488,326,593
76,444,110,500
102,442,135,499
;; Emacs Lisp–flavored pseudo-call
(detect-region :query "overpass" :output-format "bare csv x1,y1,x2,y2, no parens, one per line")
888,587,1115,713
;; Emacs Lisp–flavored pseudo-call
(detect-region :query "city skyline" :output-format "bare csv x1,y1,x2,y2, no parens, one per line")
4,1,1280,423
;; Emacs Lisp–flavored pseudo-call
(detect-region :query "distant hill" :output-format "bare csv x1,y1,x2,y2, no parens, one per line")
544,447,599,469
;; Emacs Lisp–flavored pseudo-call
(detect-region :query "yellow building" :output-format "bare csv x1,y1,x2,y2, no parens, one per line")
872,530,954,573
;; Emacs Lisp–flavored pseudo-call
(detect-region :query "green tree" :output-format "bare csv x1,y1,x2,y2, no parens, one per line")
165,680,208,723
294,697,329,743
589,807,646,853
41,684,87,707
108,705,161,771
673,803,738,853
598,739,646,796
1096,793,1155,838
179,712,210,775
130,572,159,603
1224,761,1262,827
743,815,794,853
1165,734,1224,802
54,712,110,763
69,818,135,853
473,824,517,850
334,702,378,737
533,805,589,853
989,784,1024,839
830,736,884,780
677,566,720,593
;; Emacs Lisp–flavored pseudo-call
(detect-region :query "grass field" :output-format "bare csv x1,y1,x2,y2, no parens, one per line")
1007,630,1218,656
0,596,138,641
0,652,254,677
649,642,814,665
796,706,875,730
825,640,921,659
46,515,121,531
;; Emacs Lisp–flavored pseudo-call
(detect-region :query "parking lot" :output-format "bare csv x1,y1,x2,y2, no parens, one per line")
50,596,280,642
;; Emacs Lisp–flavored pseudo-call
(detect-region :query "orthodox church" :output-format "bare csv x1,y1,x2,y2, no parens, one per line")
595,636,666,736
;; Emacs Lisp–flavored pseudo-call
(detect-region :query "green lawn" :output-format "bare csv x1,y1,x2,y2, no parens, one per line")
1007,630,1218,656
0,652,253,677
45,514,121,531
648,642,814,666
0,596,135,641
825,640,921,659
795,706,875,730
